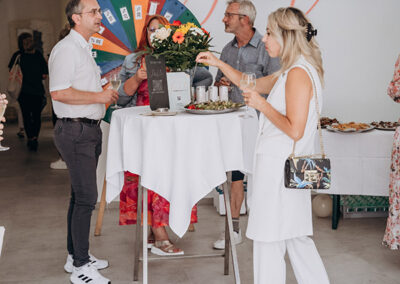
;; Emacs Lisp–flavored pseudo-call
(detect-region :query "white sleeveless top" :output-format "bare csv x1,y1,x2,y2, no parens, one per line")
257,55,322,157
246,56,323,242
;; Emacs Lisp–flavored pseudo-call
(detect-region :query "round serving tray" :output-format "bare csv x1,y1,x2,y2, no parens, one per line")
184,108,241,115
326,124,375,133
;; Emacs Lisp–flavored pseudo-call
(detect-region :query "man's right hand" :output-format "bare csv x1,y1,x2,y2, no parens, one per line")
98,89,119,104
214,77,231,87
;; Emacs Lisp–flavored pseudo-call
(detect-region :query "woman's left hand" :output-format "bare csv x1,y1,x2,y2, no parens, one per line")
242,89,266,111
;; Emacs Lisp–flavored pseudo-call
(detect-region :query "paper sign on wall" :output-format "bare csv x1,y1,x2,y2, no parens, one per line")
149,1,158,15
120,7,130,21
135,5,143,20
103,9,116,25
164,11,173,21
90,37,104,46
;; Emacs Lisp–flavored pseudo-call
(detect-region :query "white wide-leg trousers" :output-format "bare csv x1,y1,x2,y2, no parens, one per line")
253,236,329,284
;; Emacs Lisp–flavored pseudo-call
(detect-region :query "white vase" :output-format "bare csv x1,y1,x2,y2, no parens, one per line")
166,71,191,111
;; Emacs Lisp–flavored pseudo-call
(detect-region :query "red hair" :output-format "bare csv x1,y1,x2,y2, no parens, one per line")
134,15,169,53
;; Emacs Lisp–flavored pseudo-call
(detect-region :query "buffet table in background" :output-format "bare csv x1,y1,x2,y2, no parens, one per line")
316,129,394,228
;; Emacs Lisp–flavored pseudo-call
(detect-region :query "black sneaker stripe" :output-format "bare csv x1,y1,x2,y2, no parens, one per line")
91,260,97,264
82,276,88,281
86,279,93,283
78,274,84,278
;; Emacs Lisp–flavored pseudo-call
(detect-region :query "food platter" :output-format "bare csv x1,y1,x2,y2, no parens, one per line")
326,122,374,133
184,108,240,115
371,121,399,131
320,117,339,129
184,101,244,115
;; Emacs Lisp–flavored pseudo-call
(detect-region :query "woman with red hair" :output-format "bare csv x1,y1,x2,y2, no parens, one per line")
117,15,197,256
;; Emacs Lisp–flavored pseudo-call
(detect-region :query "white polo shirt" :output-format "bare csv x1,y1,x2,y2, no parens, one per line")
49,29,105,120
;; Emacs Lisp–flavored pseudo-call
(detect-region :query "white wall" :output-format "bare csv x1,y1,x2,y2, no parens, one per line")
184,0,400,122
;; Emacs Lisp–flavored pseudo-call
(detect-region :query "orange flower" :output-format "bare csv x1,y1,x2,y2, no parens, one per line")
172,31,185,44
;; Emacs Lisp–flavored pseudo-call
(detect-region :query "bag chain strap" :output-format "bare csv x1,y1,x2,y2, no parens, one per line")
290,65,326,159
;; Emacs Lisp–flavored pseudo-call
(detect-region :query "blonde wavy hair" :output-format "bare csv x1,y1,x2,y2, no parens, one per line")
268,7,324,87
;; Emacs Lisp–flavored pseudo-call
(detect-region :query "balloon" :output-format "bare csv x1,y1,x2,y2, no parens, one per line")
312,194,333,218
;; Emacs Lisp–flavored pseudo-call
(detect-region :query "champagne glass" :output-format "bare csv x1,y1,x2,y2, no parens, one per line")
239,72,256,118
109,73,121,109
0,101,10,151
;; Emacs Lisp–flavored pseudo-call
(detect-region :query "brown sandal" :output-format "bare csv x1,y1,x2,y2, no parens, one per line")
150,240,184,256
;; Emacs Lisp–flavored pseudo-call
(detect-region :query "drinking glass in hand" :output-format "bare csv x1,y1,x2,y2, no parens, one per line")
239,72,256,118
109,73,121,109
0,102,10,151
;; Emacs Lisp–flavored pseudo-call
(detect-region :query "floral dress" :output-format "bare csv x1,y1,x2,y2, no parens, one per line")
119,79,198,227
383,55,400,249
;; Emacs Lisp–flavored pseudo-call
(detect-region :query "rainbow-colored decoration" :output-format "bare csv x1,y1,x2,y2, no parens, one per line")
92,0,201,81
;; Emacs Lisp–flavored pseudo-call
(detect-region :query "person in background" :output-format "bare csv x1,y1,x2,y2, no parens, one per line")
0,94,8,142
197,6,329,284
383,54,400,250
117,14,201,256
8,33,48,151
49,0,118,283
212,0,280,250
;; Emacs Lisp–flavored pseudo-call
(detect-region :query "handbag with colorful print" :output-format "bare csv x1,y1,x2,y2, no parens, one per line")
284,65,331,190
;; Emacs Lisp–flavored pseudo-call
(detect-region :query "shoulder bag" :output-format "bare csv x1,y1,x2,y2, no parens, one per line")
284,65,331,190
7,54,23,100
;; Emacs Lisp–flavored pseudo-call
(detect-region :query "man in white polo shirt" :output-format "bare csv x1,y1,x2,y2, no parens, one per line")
48,0,117,283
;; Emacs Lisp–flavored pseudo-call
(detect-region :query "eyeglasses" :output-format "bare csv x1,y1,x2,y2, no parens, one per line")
224,12,246,18
147,27,158,33
76,8,102,16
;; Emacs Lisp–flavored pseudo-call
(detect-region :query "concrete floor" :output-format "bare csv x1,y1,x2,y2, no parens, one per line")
1,121,400,284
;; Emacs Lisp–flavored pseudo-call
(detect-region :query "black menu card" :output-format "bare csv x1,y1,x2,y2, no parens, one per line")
145,55,170,110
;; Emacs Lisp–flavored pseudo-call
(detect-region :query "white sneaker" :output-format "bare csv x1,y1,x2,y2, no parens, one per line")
213,229,243,250
50,158,67,170
70,263,110,284
64,254,109,273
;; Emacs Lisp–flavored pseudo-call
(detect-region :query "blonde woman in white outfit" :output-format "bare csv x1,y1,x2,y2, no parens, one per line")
197,7,329,284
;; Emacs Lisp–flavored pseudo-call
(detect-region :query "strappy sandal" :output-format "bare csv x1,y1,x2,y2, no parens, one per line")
150,240,184,256
147,232,155,249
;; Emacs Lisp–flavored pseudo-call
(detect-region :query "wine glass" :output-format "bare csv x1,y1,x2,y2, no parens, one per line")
239,72,256,118
0,101,10,151
109,73,121,109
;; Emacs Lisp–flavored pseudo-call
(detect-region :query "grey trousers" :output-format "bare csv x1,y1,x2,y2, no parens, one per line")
54,119,102,267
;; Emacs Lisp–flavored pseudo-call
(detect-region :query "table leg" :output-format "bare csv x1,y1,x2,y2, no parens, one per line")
224,213,230,275
222,181,241,284
133,179,143,282
332,195,341,230
143,186,148,284
94,178,107,236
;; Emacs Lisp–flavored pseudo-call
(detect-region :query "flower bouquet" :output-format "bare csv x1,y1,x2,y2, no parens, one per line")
148,21,212,72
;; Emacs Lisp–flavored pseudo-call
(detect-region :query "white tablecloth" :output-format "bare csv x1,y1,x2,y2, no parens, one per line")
315,129,394,196
106,106,259,237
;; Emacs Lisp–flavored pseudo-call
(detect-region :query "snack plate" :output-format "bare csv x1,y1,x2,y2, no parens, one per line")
374,126,397,131
184,107,242,115
140,111,177,116
326,123,374,133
